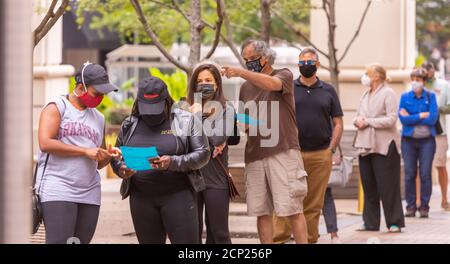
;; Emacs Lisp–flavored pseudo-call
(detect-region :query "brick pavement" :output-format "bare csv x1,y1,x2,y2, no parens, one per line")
32,179,450,244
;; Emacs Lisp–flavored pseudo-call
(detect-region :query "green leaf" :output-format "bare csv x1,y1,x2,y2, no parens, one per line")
121,77,136,91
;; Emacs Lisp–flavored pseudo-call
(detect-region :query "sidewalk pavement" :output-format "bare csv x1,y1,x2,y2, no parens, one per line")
91,179,450,244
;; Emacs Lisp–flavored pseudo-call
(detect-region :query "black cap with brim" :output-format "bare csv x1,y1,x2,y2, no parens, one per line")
75,63,119,94
93,82,119,94
138,100,165,115
137,76,169,115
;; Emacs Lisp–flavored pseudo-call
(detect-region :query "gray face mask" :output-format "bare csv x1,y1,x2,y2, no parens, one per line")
197,83,216,100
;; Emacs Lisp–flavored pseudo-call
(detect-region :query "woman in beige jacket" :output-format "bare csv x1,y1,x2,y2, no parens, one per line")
353,64,405,233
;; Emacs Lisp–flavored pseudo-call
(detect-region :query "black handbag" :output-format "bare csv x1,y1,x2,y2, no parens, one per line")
215,156,240,200
32,153,49,234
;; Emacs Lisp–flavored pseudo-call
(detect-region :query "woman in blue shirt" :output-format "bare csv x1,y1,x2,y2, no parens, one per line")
399,68,438,218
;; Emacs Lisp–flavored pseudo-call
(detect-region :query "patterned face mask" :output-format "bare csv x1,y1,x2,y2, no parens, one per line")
246,57,265,72
196,83,216,100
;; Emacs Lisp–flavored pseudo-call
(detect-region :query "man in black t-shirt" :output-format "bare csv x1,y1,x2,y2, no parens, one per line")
273,47,344,244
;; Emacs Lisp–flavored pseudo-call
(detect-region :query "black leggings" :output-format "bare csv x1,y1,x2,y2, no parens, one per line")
197,188,231,244
130,188,199,244
41,201,100,244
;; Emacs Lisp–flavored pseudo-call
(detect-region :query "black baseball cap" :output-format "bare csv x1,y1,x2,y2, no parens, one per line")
137,76,170,115
75,62,118,94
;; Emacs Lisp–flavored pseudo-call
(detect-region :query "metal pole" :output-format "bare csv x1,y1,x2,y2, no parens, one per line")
0,0,33,243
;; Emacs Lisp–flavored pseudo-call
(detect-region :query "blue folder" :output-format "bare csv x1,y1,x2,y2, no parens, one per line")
236,113,262,126
120,146,159,171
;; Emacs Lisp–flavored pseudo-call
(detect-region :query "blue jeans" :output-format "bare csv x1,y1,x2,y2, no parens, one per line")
401,136,436,210
322,187,338,233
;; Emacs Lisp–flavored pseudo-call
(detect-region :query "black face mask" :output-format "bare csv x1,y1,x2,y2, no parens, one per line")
141,113,166,127
197,83,216,100
246,57,266,72
299,65,317,78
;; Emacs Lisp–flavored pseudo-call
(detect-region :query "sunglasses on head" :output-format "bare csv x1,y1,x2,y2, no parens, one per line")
298,60,316,66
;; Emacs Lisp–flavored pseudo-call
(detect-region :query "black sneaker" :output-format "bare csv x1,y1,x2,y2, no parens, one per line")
405,208,416,217
419,208,429,218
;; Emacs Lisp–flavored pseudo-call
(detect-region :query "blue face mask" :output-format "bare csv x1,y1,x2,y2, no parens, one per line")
246,57,266,72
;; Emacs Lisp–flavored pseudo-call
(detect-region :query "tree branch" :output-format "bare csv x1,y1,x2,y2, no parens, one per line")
203,0,224,60
271,9,329,58
130,0,189,72
34,0,57,34
338,0,372,63
231,22,261,36
171,0,191,22
148,0,173,10
33,0,69,47
148,0,191,22
202,3,245,67
322,0,340,94
220,34,246,67
320,64,331,72
271,37,302,50
201,19,216,30
322,0,331,26
322,0,335,42
217,0,246,67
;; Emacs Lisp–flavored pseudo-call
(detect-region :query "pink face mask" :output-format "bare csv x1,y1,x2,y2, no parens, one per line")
77,90,104,108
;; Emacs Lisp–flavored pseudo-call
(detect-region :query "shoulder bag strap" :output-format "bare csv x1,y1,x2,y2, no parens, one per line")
215,156,230,177
34,153,50,194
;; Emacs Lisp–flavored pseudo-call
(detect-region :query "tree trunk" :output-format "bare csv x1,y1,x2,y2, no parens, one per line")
260,0,271,44
330,66,340,95
188,0,202,68
326,0,340,95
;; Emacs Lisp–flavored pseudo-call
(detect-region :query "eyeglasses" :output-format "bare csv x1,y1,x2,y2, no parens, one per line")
298,60,316,66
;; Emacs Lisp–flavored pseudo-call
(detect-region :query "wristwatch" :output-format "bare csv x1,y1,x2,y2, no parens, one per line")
331,147,336,154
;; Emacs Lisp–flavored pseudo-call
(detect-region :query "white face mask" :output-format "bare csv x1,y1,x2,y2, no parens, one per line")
411,81,424,92
361,74,371,87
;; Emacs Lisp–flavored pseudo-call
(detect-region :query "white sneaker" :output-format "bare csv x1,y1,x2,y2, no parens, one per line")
331,236,342,244
388,225,401,233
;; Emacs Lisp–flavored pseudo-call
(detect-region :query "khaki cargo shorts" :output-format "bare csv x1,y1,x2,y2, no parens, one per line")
245,149,308,217
434,135,449,168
